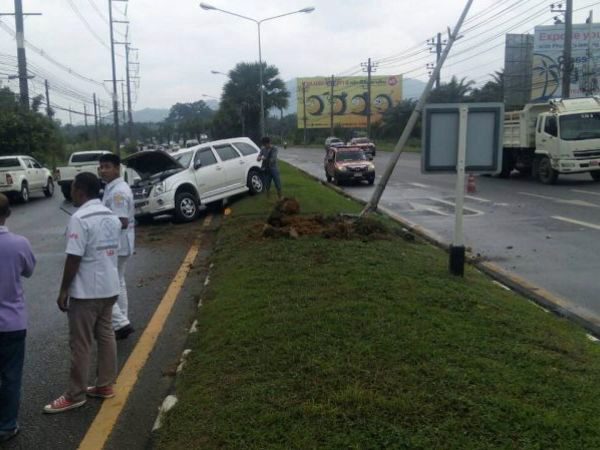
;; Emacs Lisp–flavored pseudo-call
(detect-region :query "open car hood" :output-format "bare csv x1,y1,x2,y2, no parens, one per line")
123,151,184,178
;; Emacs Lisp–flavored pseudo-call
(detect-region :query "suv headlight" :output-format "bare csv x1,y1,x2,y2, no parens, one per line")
367,163,375,171
336,165,347,172
152,181,167,196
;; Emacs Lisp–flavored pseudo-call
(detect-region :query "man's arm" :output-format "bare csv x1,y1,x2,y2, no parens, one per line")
56,254,81,312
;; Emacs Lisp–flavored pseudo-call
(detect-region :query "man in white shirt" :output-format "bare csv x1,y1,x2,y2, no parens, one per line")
99,153,135,340
44,173,122,414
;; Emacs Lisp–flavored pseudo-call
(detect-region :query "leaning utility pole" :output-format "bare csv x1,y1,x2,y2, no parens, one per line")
562,0,573,98
329,74,334,136
435,33,443,88
302,81,307,145
121,82,126,123
108,0,120,155
84,104,88,127
361,0,474,216
125,43,135,141
93,93,99,146
361,57,377,136
44,79,51,117
0,1,41,110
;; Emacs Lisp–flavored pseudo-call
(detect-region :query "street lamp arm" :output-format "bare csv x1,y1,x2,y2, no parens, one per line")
207,6,257,23
258,8,314,24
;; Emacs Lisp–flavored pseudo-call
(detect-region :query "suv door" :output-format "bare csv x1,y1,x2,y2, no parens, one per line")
30,158,47,189
24,158,42,190
213,144,245,189
192,147,226,198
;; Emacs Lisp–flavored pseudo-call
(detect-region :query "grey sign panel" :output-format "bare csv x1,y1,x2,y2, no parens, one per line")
422,103,504,173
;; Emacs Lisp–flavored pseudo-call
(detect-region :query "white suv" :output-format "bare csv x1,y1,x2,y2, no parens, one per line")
125,137,265,222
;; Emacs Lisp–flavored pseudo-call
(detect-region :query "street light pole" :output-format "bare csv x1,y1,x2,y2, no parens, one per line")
200,3,315,138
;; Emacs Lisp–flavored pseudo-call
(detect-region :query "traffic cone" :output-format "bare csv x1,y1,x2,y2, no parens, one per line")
467,173,476,194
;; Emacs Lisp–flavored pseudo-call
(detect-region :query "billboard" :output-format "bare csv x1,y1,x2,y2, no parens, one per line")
532,24,600,101
296,75,402,129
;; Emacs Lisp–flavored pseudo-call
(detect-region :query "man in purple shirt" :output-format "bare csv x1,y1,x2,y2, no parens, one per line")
0,193,36,442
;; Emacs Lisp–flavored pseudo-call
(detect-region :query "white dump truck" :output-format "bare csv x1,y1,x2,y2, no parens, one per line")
502,97,600,184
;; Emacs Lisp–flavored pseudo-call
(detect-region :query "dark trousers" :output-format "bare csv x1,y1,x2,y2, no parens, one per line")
263,166,282,194
0,330,26,432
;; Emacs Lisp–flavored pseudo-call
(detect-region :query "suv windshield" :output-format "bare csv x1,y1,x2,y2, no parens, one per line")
336,151,366,162
71,153,105,163
352,138,370,144
173,151,193,167
559,113,600,140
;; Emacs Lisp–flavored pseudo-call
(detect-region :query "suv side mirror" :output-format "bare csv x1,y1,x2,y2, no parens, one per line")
194,161,202,170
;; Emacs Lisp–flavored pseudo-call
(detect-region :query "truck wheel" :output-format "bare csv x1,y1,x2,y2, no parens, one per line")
499,150,513,178
326,173,332,182
174,192,199,223
591,171,600,182
44,178,54,197
18,183,29,203
61,183,72,201
537,157,558,184
247,169,264,195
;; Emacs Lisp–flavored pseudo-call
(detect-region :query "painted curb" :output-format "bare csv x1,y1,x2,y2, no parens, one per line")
289,162,600,338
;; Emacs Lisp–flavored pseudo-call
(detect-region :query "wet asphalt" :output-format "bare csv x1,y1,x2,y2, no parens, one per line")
2,192,211,449
282,146,600,324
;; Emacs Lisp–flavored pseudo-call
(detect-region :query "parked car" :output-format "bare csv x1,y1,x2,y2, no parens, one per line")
0,155,54,202
124,137,265,223
324,146,375,185
349,137,376,158
324,136,344,151
56,150,111,200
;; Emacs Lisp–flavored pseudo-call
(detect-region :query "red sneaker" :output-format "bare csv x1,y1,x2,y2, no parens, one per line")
43,395,86,414
86,385,115,399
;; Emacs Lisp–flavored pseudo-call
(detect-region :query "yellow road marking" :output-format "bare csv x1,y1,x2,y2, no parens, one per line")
78,218,209,449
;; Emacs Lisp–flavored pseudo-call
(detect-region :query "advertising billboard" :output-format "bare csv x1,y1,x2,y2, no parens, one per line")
532,24,600,101
296,75,402,129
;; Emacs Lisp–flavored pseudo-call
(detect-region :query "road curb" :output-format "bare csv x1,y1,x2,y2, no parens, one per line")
289,162,600,338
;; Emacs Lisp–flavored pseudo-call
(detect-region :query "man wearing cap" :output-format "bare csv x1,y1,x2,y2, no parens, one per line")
0,193,36,441
99,153,135,340
44,173,121,413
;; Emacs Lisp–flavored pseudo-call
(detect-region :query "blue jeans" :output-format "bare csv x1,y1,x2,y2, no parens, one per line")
0,330,26,432
263,166,282,194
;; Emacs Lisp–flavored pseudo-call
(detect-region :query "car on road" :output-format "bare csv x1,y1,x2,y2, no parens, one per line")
324,136,344,151
349,137,376,158
56,150,111,200
125,137,265,223
0,155,54,202
324,146,375,185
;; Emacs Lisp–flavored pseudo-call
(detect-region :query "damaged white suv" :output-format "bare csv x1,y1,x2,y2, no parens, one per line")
125,137,265,223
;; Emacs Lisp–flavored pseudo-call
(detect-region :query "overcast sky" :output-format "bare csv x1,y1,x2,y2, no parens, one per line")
0,0,599,123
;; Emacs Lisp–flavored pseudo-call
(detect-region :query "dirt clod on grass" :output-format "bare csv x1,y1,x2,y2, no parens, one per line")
261,197,415,241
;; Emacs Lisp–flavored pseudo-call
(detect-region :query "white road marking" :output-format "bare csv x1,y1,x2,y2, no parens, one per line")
571,189,600,197
519,191,600,208
552,215,600,231
465,195,492,203
409,182,430,188
408,202,449,216
428,197,484,216
492,280,511,291
587,333,600,343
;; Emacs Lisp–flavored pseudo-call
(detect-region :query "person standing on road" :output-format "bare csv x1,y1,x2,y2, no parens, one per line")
257,136,282,200
0,193,36,442
44,173,121,414
99,153,135,340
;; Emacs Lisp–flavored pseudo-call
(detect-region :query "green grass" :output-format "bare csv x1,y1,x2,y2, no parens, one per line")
291,138,421,153
157,162,600,449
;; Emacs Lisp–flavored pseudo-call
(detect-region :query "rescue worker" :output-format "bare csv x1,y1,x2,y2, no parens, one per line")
98,153,135,340
44,173,121,413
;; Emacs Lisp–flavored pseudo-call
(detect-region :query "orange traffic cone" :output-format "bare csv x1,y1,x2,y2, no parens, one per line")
467,173,476,194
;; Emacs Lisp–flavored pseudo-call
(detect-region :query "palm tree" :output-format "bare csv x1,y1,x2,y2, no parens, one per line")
428,76,475,103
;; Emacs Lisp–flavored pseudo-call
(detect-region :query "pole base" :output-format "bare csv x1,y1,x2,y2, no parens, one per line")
449,245,465,276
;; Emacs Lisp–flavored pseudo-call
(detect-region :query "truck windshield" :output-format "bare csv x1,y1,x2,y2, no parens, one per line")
71,153,105,163
336,151,366,162
559,113,600,140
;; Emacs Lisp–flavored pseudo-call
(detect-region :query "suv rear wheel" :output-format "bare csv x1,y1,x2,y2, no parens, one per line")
247,169,264,195
174,192,199,222
44,178,54,197
61,183,72,201
18,182,29,203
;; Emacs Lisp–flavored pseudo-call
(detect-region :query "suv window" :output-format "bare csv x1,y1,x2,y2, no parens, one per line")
0,158,21,169
24,159,35,168
31,159,43,169
194,147,217,167
214,144,240,161
544,116,558,137
233,142,258,156
71,153,105,163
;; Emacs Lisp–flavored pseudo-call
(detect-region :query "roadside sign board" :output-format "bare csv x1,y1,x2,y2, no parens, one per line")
422,103,504,173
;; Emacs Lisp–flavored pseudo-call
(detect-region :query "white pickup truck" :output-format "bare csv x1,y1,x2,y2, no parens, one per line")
0,155,54,202
503,97,600,184
56,150,111,200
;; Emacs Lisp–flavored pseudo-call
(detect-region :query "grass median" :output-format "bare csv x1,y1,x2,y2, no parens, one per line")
157,162,600,449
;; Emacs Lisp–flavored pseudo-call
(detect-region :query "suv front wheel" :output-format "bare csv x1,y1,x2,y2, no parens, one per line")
174,192,199,222
247,169,264,195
